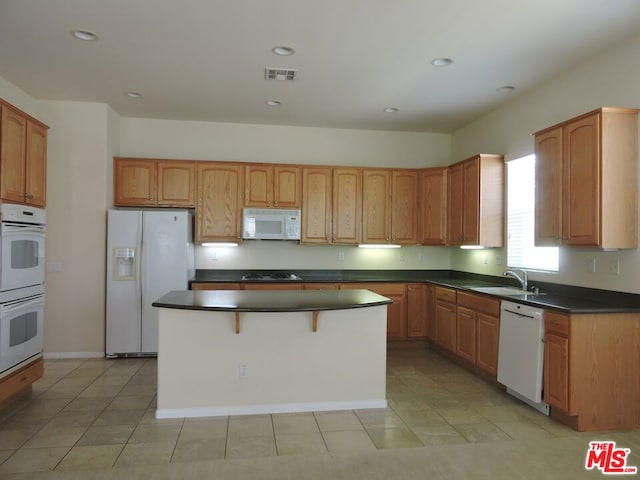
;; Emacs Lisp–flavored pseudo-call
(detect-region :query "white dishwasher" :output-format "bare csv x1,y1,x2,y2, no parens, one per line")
497,300,550,415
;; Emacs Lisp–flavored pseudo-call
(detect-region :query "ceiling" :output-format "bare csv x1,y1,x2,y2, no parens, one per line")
2,0,640,133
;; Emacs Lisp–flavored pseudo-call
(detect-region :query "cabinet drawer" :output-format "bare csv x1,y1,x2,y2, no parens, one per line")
191,282,242,290
545,311,569,336
0,358,44,405
435,286,456,303
457,291,500,316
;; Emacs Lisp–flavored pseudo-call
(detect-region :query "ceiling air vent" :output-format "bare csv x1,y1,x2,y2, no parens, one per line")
265,68,298,81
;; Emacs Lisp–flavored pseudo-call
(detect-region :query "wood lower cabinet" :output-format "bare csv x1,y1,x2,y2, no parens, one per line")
0,101,48,207
196,162,244,243
0,358,44,406
245,164,301,208
456,305,476,363
534,107,638,248
242,283,303,290
434,287,456,352
303,283,339,290
114,157,195,207
301,167,332,244
407,283,427,338
543,310,640,431
456,291,500,376
476,312,499,376
418,167,447,245
341,283,406,339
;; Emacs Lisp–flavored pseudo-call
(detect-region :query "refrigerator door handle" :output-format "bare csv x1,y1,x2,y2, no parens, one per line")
137,215,144,351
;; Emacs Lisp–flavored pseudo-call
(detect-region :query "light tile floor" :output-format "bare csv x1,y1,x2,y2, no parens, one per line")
0,346,638,479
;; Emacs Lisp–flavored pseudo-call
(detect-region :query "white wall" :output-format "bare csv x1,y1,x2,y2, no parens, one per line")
450,32,640,293
37,101,111,355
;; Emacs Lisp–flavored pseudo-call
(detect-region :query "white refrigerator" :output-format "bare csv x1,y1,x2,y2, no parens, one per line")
106,209,194,357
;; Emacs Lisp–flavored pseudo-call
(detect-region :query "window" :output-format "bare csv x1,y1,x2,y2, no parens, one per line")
507,155,559,271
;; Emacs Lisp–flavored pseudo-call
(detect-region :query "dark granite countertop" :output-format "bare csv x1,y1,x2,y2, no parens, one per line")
191,269,640,314
153,289,392,312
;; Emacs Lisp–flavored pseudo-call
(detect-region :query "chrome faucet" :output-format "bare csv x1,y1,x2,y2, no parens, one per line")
503,268,528,292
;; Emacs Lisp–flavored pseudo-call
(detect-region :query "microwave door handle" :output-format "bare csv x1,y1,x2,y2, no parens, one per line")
1,296,45,314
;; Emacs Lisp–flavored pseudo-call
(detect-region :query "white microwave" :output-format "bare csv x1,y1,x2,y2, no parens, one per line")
242,208,301,240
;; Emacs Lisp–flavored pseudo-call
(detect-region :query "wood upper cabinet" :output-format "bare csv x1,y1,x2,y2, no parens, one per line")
245,164,301,208
447,154,504,247
332,168,362,244
301,167,332,244
391,170,418,244
114,157,195,207
418,168,447,245
362,169,391,244
534,108,638,248
407,283,427,338
195,162,244,243
0,102,48,207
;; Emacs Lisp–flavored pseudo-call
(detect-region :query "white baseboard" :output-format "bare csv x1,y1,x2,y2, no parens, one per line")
155,399,388,419
43,352,105,360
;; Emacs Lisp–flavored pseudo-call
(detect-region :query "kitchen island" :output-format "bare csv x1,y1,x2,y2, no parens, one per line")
152,289,392,419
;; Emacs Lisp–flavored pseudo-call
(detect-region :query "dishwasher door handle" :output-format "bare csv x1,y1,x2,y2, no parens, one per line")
503,308,535,319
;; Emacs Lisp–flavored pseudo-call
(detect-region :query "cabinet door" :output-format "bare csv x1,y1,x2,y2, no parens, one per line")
446,163,463,245
243,283,303,290
425,284,436,341
419,168,447,245
462,157,480,245
303,283,339,290
407,284,427,338
543,332,569,411
0,105,27,203
24,120,47,207
563,113,600,246
301,167,332,244
456,306,476,363
196,163,244,243
435,301,456,352
191,283,242,290
362,169,391,243
385,292,407,339
273,165,301,208
245,164,273,207
391,170,418,244
476,312,499,375
157,161,195,206
332,168,362,244
114,158,157,206
534,127,563,246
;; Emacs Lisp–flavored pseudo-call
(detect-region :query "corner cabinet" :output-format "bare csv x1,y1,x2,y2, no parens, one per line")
244,164,301,208
114,157,195,207
0,102,48,207
534,107,638,248
195,162,244,243
447,154,504,247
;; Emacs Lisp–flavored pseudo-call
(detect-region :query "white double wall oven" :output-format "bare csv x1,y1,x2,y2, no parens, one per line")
0,203,46,376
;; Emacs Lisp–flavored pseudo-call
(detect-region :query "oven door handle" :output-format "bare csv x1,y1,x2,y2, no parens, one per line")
1,224,46,235
1,296,45,314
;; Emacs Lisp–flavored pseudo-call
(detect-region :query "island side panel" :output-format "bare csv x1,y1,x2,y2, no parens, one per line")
156,305,387,418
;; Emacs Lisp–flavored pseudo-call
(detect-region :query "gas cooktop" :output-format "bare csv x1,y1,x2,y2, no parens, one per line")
241,272,302,281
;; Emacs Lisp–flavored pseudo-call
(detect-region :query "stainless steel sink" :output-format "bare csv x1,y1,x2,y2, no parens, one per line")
471,286,528,296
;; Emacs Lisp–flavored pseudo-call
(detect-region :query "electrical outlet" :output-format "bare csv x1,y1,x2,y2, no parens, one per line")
239,364,249,379
211,250,218,261
587,258,596,273
610,259,620,276
337,251,345,261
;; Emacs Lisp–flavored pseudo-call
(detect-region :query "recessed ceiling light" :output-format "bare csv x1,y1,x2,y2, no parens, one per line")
496,85,516,93
126,92,143,98
265,100,281,106
384,107,399,113
272,46,295,56
71,30,98,41
431,57,453,67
